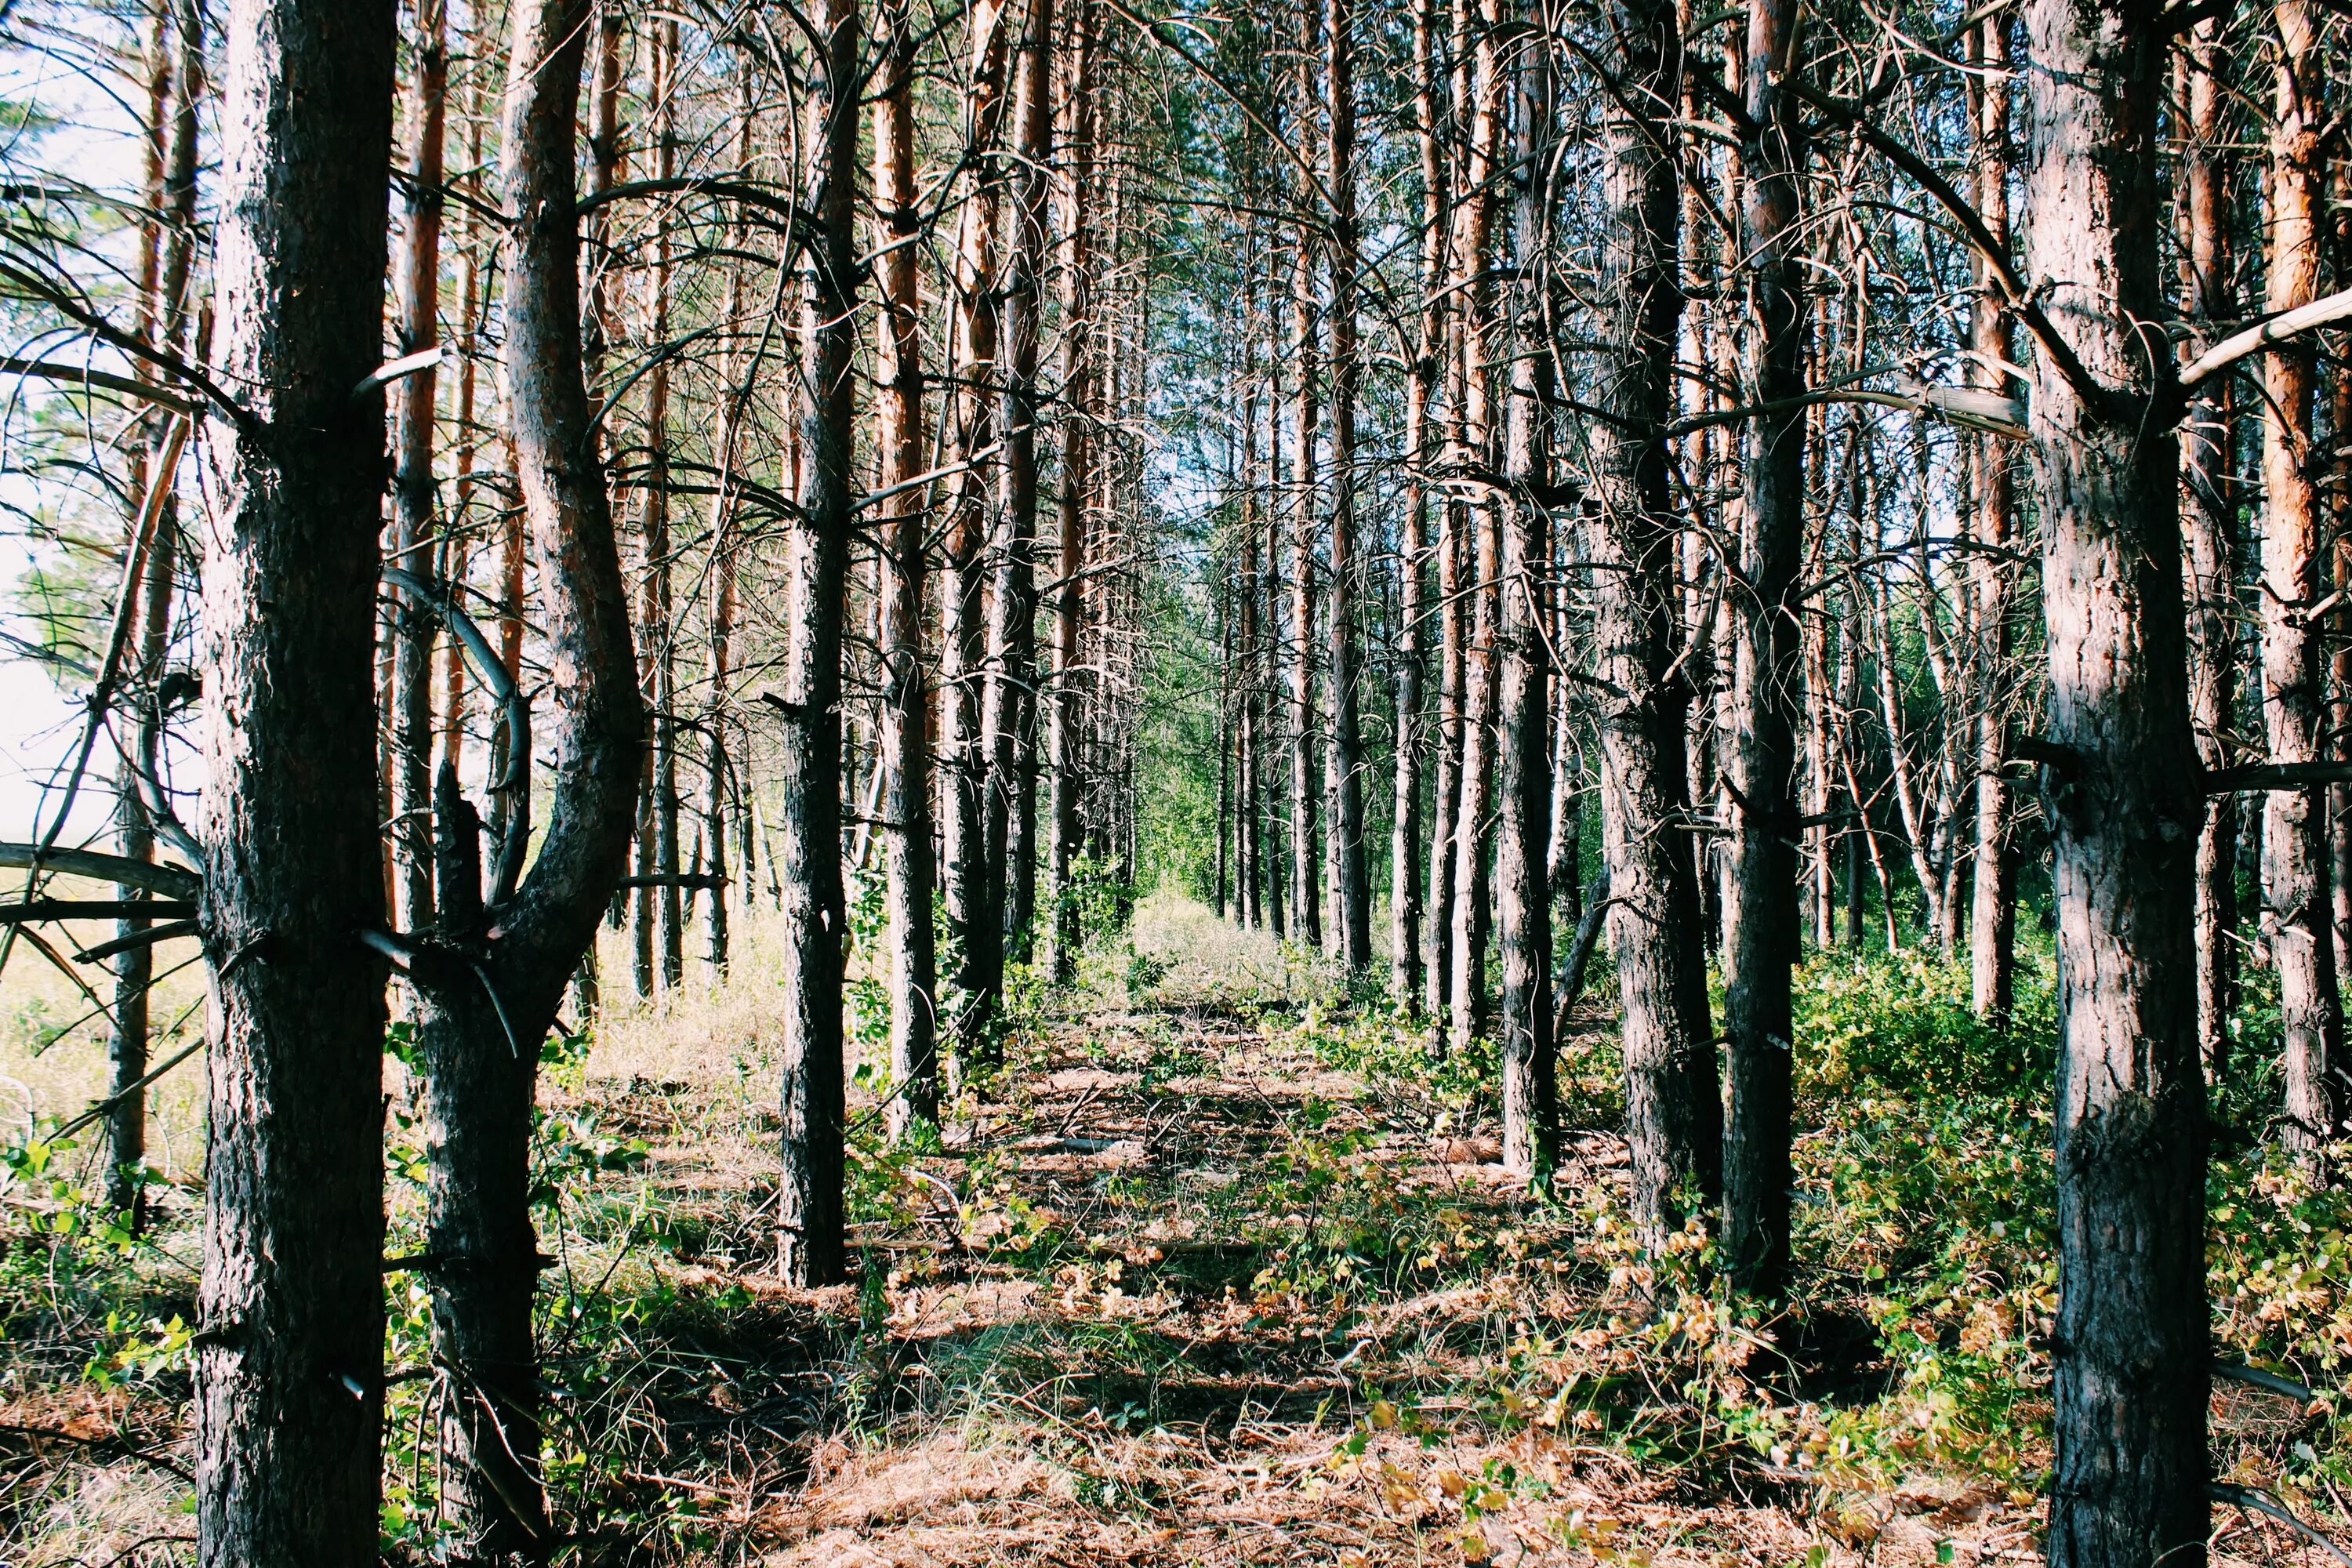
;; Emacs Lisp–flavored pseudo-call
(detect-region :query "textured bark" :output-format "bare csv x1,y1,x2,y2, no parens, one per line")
194,2,394,1563
1721,0,1807,1299
2020,4,2209,1566
873,0,938,1135
1392,0,1441,1004
979,0,1051,994
1967,16,2018,1026
1587,0,1717,1237
1048,2,1096,982
776,0,860,1287
401,1,648,1552
942,0,1012,1065
110,0,199,1222
1321,0,1370,971
389,0,449,934
2258,0,2342,1160
1495,33,1555,1181
1445,0,1501,1052
1287,41,1322,952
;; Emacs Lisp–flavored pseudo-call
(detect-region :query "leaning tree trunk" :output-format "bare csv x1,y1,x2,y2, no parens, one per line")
2259,0,2343,1162
194,2,394,1564
1721,0,1807,1301
401,0,647,1555
775,0,861,1287
1495,29,1556,1181
873,0,938,1137
1588,0,1719,1239
2020,4,2209,1566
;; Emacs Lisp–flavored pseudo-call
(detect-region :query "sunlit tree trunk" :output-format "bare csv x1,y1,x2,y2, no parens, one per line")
775,0,861,1286
1966,16,2017,1026
2020,4,2209,1564
873,0,938,1134
1588,0,1718,1236
195,2,393,1561
1495,25,1555,1180
1287,30,1323,953
2258,0,2342,1162
1392,0,1442,1004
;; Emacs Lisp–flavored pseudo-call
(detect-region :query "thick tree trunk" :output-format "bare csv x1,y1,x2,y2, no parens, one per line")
2020,4,2209,1566
775,0,861,1285
873,0,938,1136
1496,33,1556,1181
2259,0,2342,1161
194,2,394,1563
1967,16,2018,1026
403,2,646,1552
1720,0,1807,1300
1588,0,1718,1237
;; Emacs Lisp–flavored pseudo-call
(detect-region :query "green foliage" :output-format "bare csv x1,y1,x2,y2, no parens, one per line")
1793,947,2056,1101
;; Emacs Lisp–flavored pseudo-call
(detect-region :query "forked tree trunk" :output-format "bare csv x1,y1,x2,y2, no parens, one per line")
775,0,862,1286
1721,0,1806,1300
2259,0,2343,1160
195,2,394,1563
873,0,938,1135
1495,27,1555,1181
1588,0,1718,1237
2020,4,2208,1565
402,0,647,1552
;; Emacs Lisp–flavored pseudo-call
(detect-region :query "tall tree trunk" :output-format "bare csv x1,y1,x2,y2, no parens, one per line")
1588,0,1718,1237
402,0,648,1552
1967,15,2018,1025
1049,0,1096,981
943,0,1014,1065
1445,0,1501,1051
2020,4,2209,1565
1287,53,1322,953
2259,0,2342,1160
643,20,684,992
111,0,199,1224
982,0,1053,992
873,0,938,1135
389,0,449,935
1323,0,1369,971
195,2,394,1562
1721,0,1807,1300
1496,24,1555,1180
1393,0,1442,1004
775,0,861,1287
2179,24,2236,1083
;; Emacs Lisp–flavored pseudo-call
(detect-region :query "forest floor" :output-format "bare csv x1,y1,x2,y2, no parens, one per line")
0,892,2340,1566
